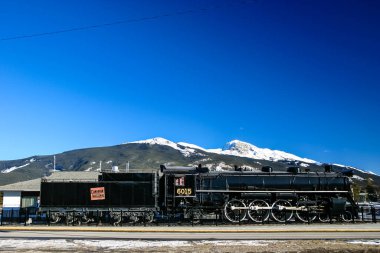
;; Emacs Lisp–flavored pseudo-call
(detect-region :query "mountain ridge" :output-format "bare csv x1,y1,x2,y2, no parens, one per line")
0,137,378,188
127,137,318,164
127,137,379,176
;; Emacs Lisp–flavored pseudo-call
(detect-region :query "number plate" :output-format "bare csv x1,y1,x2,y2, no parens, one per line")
176,187,193,196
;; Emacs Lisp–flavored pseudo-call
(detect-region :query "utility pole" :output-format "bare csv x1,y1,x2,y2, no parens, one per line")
53,155,56,172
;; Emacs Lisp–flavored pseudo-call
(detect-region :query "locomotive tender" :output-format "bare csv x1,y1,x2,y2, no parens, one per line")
40,164,357,225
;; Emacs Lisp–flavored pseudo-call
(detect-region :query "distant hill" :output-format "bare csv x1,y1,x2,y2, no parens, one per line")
0,137,379,191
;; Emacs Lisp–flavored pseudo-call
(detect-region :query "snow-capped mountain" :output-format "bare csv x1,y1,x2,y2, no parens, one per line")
126,138,380,178
208,140,316,164
127,137,316,164
129,137,201,157
1,137,379,187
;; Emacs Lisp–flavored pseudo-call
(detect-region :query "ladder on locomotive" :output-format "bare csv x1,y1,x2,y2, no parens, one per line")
165,175,176,213
166,193,175,212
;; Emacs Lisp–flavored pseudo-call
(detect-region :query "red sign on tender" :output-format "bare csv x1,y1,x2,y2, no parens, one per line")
90,187,105,200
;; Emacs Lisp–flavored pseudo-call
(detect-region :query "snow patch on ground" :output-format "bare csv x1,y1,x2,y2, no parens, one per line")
214,162,231,171
1,163,30,173
348,240,380,245
1,239,380,251
197,240,271,246
352,175,365,181
0,239,273,251
178,142,206,151
78,240,190,249
242,165,261,171
198,158,212,162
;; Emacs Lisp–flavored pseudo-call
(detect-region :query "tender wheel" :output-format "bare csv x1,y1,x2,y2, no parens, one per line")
125,213,139,224
224,199,247,223
248,200,270,222
79,212,92,224
81,214,92,224
143,211,155,223
111,212,122,226
295,204,317,223
271,199,293,222
64,212,82,225
342,211,353,222
49,212,61,224
66,212,74,224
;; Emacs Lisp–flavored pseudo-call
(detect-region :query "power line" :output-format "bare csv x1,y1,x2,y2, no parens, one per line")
1,1,253,41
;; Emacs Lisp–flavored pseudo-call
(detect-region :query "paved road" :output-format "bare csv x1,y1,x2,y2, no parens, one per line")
0,223,379,240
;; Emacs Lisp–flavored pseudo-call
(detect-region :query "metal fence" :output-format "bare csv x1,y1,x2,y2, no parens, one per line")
0,205,379,226
358,204,380,222
0,207,46,226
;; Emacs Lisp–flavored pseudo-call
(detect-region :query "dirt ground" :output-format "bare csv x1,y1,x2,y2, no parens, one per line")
1,240,380,253
126,241,380,253
121,241,380,253
177,241,380,253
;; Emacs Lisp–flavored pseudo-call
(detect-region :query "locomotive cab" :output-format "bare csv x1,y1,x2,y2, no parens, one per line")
159,165,198,215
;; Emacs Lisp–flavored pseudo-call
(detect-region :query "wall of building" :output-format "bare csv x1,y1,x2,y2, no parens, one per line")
2,191,21,208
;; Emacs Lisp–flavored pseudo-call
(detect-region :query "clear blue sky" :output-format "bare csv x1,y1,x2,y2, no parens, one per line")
1,0,379,173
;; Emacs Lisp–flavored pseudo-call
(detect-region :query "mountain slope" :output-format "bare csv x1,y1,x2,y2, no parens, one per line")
0,137,378,188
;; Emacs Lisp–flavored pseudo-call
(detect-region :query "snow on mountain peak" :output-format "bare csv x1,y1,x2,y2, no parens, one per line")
224,140,259,154
214,139,316,164
177,142,206,151
130,137,175,146
126,137,316,164
127,137,200,157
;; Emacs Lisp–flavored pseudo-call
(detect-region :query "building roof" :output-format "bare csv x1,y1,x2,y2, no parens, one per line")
0,171,155,192
44,171,100,181
0,171,100,192
0,178,41,192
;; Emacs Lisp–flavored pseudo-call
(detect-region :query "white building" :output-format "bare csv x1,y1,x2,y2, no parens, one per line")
0,178,41,211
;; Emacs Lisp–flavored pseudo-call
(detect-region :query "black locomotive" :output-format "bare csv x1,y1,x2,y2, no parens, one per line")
40,164,358,225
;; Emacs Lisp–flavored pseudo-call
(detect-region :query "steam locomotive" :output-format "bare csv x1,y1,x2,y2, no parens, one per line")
40,165,358,225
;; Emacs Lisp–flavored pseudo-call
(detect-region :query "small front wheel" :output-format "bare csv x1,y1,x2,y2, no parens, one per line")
342,211,353,222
